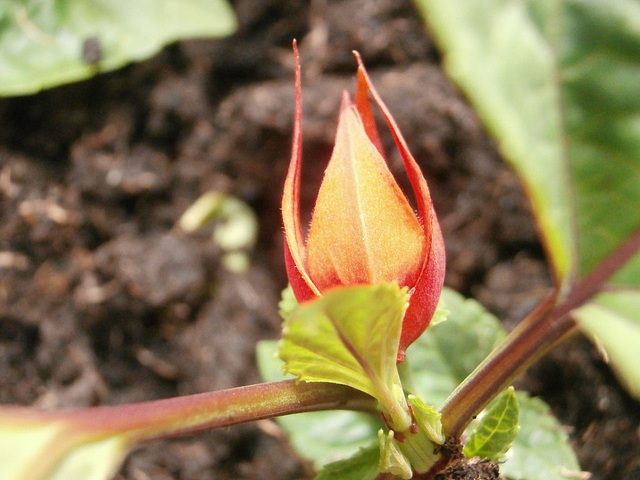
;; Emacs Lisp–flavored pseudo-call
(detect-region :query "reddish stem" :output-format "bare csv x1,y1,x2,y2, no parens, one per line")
2,380,376,443
440,227,640,439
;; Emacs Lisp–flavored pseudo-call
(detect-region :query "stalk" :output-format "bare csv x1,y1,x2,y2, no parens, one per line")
439,298,577,438
440,227,640,438
8,380,376,443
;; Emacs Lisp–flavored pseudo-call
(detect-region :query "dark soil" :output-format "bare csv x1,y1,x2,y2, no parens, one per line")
1,1,638,479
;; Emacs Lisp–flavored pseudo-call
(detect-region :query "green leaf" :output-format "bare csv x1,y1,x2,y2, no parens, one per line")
0,411,131,480
279,283,412,430
502,392,583,480
414,0,640,286
278,284,300,322
256,340,381,468
407,396,444,445
406,288,506,407
574,292,640,399
404,289,581,478
415,0,640,402
0,0,236,96
464,386,520,460
180,191,258,272
314,446,380,480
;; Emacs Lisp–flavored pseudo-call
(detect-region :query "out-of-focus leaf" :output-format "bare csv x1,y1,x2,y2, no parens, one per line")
405,289,580,478
502,392,583,480
414,0,640,399
314,446,380,480
0,410,130,480
464,386,520,461
574,292,640,399
180,191,258,272
0,0,236,96
407,288,506,408
256,340,380,468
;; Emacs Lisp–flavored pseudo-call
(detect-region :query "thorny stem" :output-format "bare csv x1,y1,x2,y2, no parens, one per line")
440,227,640,439
5,380,376,444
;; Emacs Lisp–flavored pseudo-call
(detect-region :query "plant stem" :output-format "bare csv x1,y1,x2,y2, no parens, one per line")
439,295,577,438
10,380,376,443
440,226,640,438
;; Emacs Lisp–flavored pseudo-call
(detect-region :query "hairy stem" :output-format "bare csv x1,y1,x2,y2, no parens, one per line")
440,227,640,438
6,380,376,443
439,297,577,438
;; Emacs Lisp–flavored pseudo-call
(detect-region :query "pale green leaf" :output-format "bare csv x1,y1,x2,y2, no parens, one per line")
0,0,236,96
279,283,409,426
407,395,444,445
415,0,640,403
256,340,381,468
406,288,506,407
502,392,583,480
278,284,299,322
0,411,131,480
574,292,640,399
378,430,412,479
464,386,520,461
415,0,640,287
262,290,581,479
314,446,380,480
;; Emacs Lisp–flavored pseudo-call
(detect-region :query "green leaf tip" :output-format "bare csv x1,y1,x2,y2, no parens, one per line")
464,386,520,461
279,283,413,431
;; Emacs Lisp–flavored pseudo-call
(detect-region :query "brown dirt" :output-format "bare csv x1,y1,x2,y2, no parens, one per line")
0,1,638,479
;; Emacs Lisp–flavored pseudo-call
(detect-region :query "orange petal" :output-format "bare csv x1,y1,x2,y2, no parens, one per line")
282,40,321,299
355,63,384,156
354,52,446,360
306,101,426,291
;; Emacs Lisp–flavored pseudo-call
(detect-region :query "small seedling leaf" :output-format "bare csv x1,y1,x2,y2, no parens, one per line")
464,386,520,460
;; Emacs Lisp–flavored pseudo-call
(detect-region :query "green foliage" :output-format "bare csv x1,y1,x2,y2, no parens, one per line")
406,289,506,408
0,0,236,96
414,0,640,398
378,430,413,479
314,447,380,480
279,283,412,430
180,191,258,272
258,288,580,480
464,387,520,460
256,340,382,468
502,392,583,480
0,413,130,480
574,294,640,399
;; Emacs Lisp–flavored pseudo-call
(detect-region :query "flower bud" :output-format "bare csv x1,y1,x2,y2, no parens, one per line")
282,43,445,361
